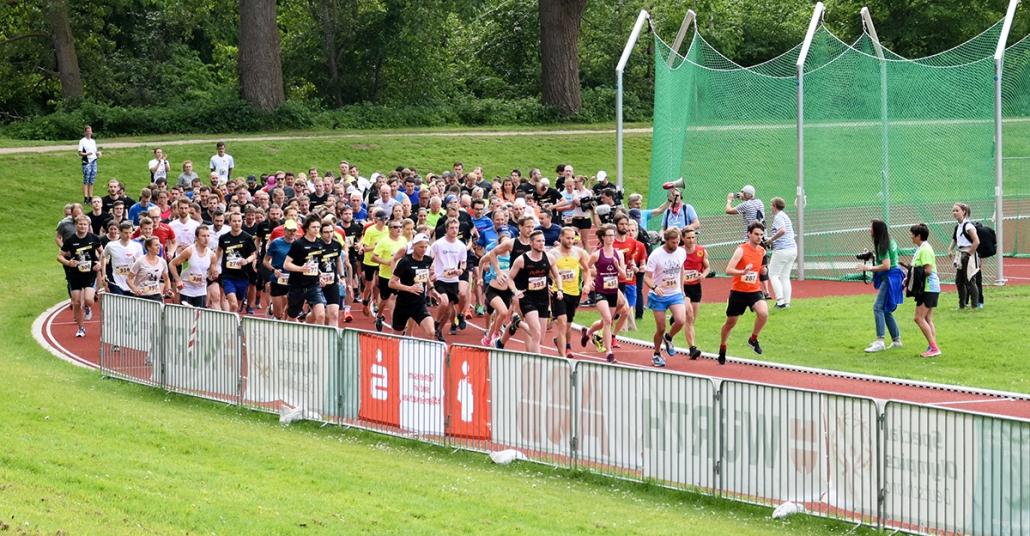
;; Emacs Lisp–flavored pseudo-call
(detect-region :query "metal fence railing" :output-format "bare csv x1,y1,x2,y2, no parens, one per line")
96,293,1029,534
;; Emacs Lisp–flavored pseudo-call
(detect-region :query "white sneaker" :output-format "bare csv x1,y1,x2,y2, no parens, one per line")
84,306,92,321
75,327,86,338
889,339,903,349
864,340,886,353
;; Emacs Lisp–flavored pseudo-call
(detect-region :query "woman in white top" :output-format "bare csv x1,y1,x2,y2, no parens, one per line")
947,202,981,309
170,226,217,308
767,197,797,309
128,237,171,302
102,221,144,295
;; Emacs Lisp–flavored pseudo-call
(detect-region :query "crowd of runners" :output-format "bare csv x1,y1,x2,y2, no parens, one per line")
59,133,784,366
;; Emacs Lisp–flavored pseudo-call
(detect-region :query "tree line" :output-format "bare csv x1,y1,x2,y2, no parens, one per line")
1,0,1024,128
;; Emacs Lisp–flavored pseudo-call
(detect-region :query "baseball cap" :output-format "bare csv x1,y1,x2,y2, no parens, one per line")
246,175,257,183
741,184,756,196
596,170,608,182
283,219,298,230
374,209,388,220
412,233,430,245
444,194,458,206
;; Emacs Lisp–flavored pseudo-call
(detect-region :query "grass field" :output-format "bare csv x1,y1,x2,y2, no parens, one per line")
0,128,891,534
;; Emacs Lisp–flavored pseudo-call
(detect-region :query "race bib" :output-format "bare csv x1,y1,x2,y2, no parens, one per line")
77,260,92,273
559,270,575,282
345,236,355,247
603,275,618,290
320,272,335,286
226,258,243,270
684,270,700,281
303,262,319,276
742,271,758,284
414,268,430,284
115,265,131,277
528,276,546,291
142,283,160,295
276,273,290,285
662,276,679,289
444,267,461,278
563,216,572,225
187,272,204,284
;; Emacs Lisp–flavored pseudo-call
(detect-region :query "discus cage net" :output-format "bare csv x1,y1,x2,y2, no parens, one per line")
622,2,1030,283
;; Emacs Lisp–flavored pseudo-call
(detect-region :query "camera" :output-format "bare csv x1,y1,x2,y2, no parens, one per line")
578,194,597,211
734,192,743,200
855,250,874,262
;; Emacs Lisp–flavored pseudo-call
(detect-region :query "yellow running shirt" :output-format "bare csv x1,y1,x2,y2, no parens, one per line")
361,223,389,267
373,235,408,279
554,250,582,296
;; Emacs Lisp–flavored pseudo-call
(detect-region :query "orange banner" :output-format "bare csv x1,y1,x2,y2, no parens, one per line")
359,333,400,427
446,346,491,439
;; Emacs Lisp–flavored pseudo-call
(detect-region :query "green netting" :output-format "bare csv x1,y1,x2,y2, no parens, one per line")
648,19,1029,281
1002,33,1030,256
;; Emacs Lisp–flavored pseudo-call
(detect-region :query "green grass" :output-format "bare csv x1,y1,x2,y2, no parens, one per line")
0,129,880,534
578,284,1030,393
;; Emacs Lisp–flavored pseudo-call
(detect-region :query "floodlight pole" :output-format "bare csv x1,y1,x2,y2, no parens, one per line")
795,2,825,280
861,7,891,225
616,10,653,192
993,0,1019,285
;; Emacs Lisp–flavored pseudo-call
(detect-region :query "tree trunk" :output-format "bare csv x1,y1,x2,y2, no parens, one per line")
239,0,285,111
315,0,341,106
538,0,587,117
44,0,83,101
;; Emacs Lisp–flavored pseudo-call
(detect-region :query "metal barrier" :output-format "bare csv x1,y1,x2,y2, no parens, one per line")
96,301,1030,534
99,294,163,386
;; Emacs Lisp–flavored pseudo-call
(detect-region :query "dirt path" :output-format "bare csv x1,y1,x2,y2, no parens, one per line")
0,127,654,155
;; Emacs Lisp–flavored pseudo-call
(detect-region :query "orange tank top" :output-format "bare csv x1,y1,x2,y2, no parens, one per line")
730,242,765,293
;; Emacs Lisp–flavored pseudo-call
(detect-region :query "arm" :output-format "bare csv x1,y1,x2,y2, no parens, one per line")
579,249,594,294
506,256,524,298
169,247,193,284
724,247,747,276
284,254,304,273
161,263,172,294
701,254,711,279
614,250,628,279
724,193,739,215
644,198,672,217
967,225,980,254
546,252,563,298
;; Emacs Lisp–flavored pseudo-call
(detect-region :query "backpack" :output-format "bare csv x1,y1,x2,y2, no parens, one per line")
955,221,997,258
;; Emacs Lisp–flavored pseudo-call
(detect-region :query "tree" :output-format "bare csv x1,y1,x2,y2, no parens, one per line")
44,0,83,101
539,0,587,116
238,0,285,111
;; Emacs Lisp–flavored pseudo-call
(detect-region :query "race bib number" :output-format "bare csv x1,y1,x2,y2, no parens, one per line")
320,272,335,286
187,272,204,284
276,273,290,285
345,236,355,248
226,258,243,270
142,283,160,295
303,262,319,276
115,265,131,277
77,260,92,273
684,270,700,281
661,276,679,289
603,275,618,290
444,267,461,278
528,276,546,291
559,270,575,282
414,269,430,284
742,271,758,284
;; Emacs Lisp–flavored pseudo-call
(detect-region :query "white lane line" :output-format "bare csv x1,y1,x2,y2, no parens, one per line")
933,397,1015,406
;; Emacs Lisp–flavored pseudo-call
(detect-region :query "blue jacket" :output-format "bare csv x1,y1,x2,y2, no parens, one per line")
873,266,905,313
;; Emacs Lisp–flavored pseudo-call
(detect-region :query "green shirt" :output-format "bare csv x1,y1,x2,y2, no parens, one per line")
911,241,941,292
875,239,899,268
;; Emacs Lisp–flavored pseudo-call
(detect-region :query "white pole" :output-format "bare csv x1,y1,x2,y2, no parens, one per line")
862,7,890,223
993,0,1019,285
616,10,651,192
795,2,825,281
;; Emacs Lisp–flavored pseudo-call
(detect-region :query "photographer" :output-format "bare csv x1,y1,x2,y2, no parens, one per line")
569,175,593,231
858,219,904,353
590,188,619,227
726,184,769,297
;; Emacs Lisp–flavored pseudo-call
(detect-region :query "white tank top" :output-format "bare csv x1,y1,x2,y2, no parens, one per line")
181,244,213,297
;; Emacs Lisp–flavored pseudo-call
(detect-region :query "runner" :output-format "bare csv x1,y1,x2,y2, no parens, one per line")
503,230,562,354
319,217,345,326
612,214,646,333
127,237,172,303
57,216,102,337
581,224,627,363
371,219,409,332
644,228,689,367
283,215,326,323
680,228,709,359
389,233,440,338
358,209,389,316
477,228,514,346
550,227,592,359
169,226,218,308
429,218,468,337
718,222,769,365
215,212,257,313
262,219,299,320
101,221,144,296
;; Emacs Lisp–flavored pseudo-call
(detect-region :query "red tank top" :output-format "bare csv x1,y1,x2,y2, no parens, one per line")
731,242,765,293
682,245,706,286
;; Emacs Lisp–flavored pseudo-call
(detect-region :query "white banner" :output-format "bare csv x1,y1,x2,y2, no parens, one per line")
398,339,444,434
242,319,336,416
490,352,572,458
641,372,717,489
576,363,643,470
160,305,239,399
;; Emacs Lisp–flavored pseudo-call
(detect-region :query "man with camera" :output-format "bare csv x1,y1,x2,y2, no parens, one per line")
726,184,771,299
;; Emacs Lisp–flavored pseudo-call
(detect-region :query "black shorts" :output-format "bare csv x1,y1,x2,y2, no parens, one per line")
726,290,764,317
392,300,431,331
362,264,378,281
287,285,326,318
434,281,460,304
271,280,290,297
378,276,394,300
572,217,592,230
683,284,702,303
246,264,260,285
915,291,939,308
323,283,342,306
551,292,581,321
180,294,207,308
519,295,550,317
597,292,618,308
67,272,97,291
485,286,513,314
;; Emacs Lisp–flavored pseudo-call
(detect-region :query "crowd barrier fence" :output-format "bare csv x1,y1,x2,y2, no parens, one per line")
98,294,1029,534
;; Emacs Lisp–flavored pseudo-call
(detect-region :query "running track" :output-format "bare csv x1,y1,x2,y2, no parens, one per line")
36,258,1030,420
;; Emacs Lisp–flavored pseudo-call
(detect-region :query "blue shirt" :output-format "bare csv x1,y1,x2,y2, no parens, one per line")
353,203,368,222
473,215,496,247
267,237,293,270
660,204,698,230
537,223,561,247
405,188,420,207
128,202,157,225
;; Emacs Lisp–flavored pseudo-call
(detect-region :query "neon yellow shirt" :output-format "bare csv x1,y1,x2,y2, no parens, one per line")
373,235,408,279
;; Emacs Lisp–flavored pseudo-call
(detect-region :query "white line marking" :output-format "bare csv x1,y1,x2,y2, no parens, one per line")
32,300,95,370
933,397,1015,406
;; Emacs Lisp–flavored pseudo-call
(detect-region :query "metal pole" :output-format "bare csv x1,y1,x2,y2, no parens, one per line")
667,10,696,68
616,10,652,191
993,0,1019,284
862,7,890,223
795,2,825,281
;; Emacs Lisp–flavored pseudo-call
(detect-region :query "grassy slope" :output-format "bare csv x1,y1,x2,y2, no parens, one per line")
0,131,877,534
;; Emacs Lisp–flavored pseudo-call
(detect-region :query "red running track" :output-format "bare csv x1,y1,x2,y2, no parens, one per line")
37,259,1030,420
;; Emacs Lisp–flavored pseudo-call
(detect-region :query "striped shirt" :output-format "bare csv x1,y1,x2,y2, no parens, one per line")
770,211,796,250
735,199,765,238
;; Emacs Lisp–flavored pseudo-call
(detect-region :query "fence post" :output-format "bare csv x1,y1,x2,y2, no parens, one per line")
570,364,579,470
876,401,886,529
713,379,724,497
155,302,166,391
236,317,245,407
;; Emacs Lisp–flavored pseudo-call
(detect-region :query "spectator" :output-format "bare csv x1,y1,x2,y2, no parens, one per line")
209,141,234,183
148,148,171,182
948,202,982,309
177,160,199,189
859,219,904,353
725,184,769,298
77,125,101,203
767,197,797,309
909,223,942,357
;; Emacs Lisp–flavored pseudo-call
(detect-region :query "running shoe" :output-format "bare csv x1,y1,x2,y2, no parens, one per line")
246,307,255,315
465,308,473,320
344,312,353,323
475,305,485,316
611,340,622,349
651,353,666,367
458,314,467,331
689,346,702,360
718,347,727,365
75,326,86,338
592,333,606,353
494,337,505,349
606,353,616,363
481,334,492,346
449,324,458,336
84,306,92,321
507,314,521,336
921,347,942,358
375,315,384,332
889,339,902,349
435,331,446,343
579,327,589,348
774,302,788,309
663,333,676,356
864,340,886,353
747,337,763,355
565,350,574,360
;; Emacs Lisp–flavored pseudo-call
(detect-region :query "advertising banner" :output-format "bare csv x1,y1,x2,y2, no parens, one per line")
446,345,491,440
357,332,445,435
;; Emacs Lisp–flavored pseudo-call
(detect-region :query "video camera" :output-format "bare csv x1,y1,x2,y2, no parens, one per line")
855,249,874,283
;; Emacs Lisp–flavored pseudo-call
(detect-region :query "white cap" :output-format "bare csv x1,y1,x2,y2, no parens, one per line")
596,170,608,182
412,233,430,245
741,184,756,196
370,172,382,182
514,198,527,208
539,177,550,186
